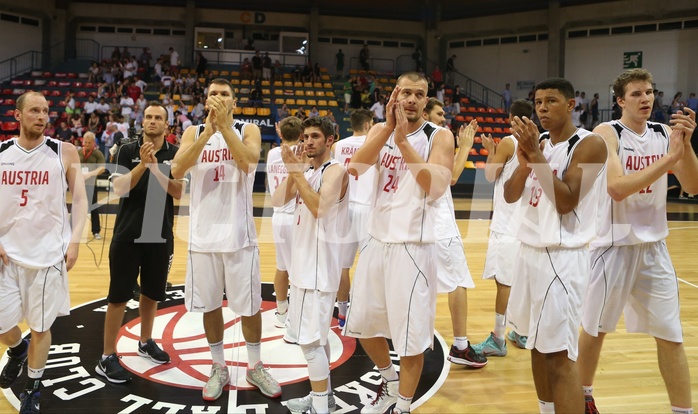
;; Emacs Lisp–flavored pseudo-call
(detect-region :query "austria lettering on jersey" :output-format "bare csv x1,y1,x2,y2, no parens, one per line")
200,148,233,163
625,154,663,171
1,170,49,185
380,153,409,171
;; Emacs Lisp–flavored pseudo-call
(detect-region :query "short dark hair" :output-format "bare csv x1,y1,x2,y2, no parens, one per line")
397,71,428,86
535,78,575,100
146,100,168,121
279,116,303,142
424,97,444,114
302,116,335,141
613,69,652,100
350,109,373,131
208,78,235,99
510,99,534,119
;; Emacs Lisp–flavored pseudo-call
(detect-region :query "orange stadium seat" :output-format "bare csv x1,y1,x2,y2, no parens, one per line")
319,110,329,117
4,99,15,106
467,106,476,112
273,81,283,87
475,161,486,169
328,101,338,107
469,148,478,156
465,116,474,122
231,79,240,85
257,108,271,116
318,100,328,106
233,106,242,115
477,107,486,113
66,73,77,78
286,99,296,106
485,117,494,123
242,107,256,116
296,99,307,106
1,122,18,131
313,83,322,88
274,98,284,105
307,99,317,106
306,90,315,97
304,82,313,88
480,148,489,156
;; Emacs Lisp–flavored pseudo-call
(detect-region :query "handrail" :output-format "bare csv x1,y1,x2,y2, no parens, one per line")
77,38,100,62
100,44,151,63
197,49,308,70
0,51,43,83
348,56,395,74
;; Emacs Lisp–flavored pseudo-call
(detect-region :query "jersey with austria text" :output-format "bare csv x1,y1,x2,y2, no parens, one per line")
266,146,295,214
368,121,438,243
592,120,669,247
333,135,377,206
290,159,349,292
516,129,605,248
188,120,257,252
0,137,71,268
490,135,521,236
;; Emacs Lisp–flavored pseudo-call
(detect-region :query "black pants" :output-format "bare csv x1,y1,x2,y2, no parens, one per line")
87,184,101,234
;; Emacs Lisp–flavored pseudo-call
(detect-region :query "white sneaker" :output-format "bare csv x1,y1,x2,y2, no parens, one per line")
361,379,398,413
202,363,230,401
275,311,287,328
286,392,337,413
246,361,282,398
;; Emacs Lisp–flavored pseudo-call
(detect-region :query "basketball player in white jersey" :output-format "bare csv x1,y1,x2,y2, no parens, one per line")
272,116,349,414
578,69,698,414
267,117,303,333
0,91,87,413
422,98,487,368
503,78,607,413
330,108,375,326
472,99,533,357
171,79,281,401
344,72,455,414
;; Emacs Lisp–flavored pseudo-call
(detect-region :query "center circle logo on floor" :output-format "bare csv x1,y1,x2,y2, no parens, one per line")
2,283,449,413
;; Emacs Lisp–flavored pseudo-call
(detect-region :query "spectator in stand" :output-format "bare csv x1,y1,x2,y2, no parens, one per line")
172,73,185,96
120,93,134,124
292,65,302,82
139,47,152,81
308,106,320,118
502,83,512,113
277,103,290,121
122,57,135,79
313,62,321,84
190,98,205,125
370,96,385,123
168,47,179,74
160,71,173,94
133,76,148,94
427,76,436,97
359,44,370,71
670,92,685,115
443,97,457,127
686,92,698,112
96,97,111,124
196,51,208,78
109,97,121,117
343,77,352,113
241,58,253,80
121,47,131,60
88,112,102,134
70,113,84,138
63,91,77,116
250,84,263,108
102,63,115,90
56,121,74,142
126,80,141,102
273,59,283,81
590,93,600,129
431,65,443,87
83,95,98,126
136,93,147,113
44,122,56,138
132,104,144,132
412,47,423,72
301,63,313,82
436,83,446,103
111,47,121,62
335,49,345,79
295,106,307,121
446,55,457,86
252,50,263,83
89,61,101,83
262,52,272,81
153,57,164,82
453,84,462,101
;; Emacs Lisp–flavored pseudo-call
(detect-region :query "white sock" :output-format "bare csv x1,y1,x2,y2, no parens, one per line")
377,364,399,382
27,367,45,379
247,341,261,368
583,385,593,397
538,400,555,413
209,340,225,366
311,391,329,413
396,393,412,412
276,300,289,315
453,336,469,351
671,407,693,414
494,313,506,339
337,301,348,317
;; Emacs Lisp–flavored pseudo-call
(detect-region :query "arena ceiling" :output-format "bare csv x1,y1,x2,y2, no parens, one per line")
76,0,612,21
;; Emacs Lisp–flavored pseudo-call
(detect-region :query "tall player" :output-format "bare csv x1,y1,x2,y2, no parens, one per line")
266,117,303,334
331,108,375,326
95,102,182,384
578,69,698,414
171,79,281,401
422,98,487,368
272,117,349,414
0,91,87,413
344,72,455,414
472,99,533,357
503,78,607,413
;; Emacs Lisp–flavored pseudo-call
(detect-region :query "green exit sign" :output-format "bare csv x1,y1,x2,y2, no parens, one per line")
623,51,643,68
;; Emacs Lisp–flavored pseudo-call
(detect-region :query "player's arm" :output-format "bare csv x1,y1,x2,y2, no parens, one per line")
597,124,683,201
63,143,88,271
171,123,210,179
503,157,530,203
483,134,514,183
399,126,454,200
451,120,476,185
271,175,297,207
669,108,698,194
147,156,184,200
294,164,348,218
220,121,261,174
111,144,148,197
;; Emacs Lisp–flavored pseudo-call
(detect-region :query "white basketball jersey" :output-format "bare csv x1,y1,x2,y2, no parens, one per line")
517,129,604,248
291,159,349,292
266,146,295,214
188,121,258,252
434,187,459,240
0,137,71,268
368,121,438,243
490,136,521,236
333,135,377,206
592,121,669,247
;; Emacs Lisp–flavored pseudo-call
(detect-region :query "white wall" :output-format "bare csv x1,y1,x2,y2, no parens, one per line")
0,12,41,62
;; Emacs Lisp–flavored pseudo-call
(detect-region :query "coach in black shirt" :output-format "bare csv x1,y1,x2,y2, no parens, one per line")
95,101,184,384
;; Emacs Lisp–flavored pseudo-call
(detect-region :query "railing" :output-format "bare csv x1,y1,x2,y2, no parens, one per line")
100,44,150,62
0,51,43,83
348,57,395,74
198,49,308,70
77,38,100,62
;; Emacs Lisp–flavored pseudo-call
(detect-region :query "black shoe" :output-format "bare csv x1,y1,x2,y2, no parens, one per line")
95,353,132,383
137,339,170,364
19,381,40,414
0,339,29,388
166,282,172,289
447,344,488,368
133,284,141,301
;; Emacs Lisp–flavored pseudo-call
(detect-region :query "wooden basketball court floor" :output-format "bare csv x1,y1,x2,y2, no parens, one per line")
1,193,697,413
